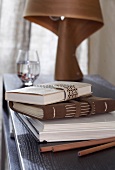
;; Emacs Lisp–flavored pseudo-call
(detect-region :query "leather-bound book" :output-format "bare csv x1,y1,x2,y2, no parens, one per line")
9,96,115,120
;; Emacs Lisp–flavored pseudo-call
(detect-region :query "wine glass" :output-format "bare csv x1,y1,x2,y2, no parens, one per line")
16,50,40,86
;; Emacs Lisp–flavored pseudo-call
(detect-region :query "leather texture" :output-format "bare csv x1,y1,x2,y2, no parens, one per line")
9,96,115,120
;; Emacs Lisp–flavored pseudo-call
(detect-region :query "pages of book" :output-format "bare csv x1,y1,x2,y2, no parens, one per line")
25,112,115,142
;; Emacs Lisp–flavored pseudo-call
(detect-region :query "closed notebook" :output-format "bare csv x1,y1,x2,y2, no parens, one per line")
9,96,115,120
5,81,91,105
23,111,115,142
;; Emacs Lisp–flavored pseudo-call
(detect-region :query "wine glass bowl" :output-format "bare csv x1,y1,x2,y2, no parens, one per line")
16,50,40,86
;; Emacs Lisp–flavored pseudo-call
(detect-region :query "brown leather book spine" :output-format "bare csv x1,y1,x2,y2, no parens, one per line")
9,96,115,120
79,96,115,115
9,101,80,120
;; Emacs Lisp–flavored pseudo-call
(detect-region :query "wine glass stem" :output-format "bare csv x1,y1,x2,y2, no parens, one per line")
28,63,31,77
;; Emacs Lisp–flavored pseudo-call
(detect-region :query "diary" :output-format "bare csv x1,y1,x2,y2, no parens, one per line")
5,81,91,105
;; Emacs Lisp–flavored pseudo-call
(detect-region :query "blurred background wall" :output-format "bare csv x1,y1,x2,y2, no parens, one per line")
89,0,115,85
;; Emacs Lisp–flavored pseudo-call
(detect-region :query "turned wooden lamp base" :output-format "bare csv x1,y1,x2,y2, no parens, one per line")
23,0,104,81
54,18,83,81
55,58,83,81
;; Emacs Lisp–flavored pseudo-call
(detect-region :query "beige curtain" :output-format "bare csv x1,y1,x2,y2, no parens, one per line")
29,24,58,76
89,0,115,85
0,0,30,74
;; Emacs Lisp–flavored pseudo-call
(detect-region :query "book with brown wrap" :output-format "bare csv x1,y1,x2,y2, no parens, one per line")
9,96,115,120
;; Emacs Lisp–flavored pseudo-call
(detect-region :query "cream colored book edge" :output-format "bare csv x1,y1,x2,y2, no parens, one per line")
6,87,65,105
5,81,92,105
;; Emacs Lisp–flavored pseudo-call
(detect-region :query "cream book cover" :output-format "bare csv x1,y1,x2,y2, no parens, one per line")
5,81,91,105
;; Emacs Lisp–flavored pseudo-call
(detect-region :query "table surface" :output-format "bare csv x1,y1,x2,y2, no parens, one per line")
2,74,115,170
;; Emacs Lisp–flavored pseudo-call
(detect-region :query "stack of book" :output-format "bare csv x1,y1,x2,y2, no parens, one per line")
5,81,115,143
